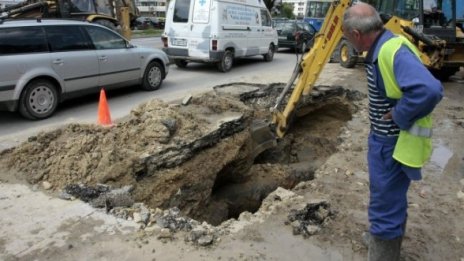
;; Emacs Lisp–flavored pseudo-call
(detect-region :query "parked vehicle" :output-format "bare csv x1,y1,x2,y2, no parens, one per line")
274,20,316,53
161,0,278,72
0,19,169,120
134,16,151,30
149,17,165,29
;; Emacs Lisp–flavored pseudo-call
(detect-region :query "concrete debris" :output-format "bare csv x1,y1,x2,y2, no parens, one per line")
91,186,135,209
157,228,172,239
182,94,193,105
197,234,214,246
185,226,217,246
64,183,109,202
63,184,135,211
58,191,75,200
286,200,334,238
457,190,464,200
42,181,52,190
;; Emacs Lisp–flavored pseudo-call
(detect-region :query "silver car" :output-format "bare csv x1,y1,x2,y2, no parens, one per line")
0,19,169,119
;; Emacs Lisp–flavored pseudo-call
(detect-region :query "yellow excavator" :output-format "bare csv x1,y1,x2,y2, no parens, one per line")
0,0,138,39
268,0,464,139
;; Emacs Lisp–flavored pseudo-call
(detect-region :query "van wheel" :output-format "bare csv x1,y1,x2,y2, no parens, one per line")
142,61,164,91
217,50,233,72
263,44,275,62
19,79,58,120
174,59,188,68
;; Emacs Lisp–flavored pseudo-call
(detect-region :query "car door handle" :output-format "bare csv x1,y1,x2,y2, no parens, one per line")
52,59,63,65
99,56,108,62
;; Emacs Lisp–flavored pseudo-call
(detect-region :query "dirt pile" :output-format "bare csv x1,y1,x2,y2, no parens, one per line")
0,93,251,186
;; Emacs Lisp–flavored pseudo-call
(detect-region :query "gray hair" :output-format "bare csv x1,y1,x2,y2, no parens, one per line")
343,3,384,34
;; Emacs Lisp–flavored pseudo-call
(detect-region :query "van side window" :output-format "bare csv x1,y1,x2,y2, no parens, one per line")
0,27,48,55
260,9,272,27
45,26,91,52
173,0,190,23
85,26,127,50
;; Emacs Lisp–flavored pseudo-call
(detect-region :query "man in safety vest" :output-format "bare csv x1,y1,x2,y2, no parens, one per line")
342,3,443,261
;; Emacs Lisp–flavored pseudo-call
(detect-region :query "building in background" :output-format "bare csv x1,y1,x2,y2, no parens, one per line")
280,0,332,20
281,0,306,18
135,0,166,17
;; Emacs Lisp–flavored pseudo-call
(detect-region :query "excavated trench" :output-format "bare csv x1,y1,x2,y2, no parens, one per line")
0,83,360,226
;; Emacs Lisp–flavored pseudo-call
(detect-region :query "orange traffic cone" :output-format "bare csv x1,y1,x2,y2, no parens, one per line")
97,88,112,126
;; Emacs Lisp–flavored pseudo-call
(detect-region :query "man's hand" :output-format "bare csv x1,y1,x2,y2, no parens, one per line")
382,111,393,120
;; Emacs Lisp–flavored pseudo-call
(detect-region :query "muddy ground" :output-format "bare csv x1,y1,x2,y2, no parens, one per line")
0,64,463,260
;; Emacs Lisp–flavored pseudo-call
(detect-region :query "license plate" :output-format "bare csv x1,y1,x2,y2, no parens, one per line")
171,38,187,47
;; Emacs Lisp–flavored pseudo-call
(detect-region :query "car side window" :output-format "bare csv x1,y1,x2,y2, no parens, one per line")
0,27,48,55
45,26,91,52
85,26,127,50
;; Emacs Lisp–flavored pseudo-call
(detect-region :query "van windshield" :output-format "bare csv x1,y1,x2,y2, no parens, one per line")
173,0,190,23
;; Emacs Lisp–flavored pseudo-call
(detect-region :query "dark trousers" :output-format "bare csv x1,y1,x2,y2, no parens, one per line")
367,133,411,240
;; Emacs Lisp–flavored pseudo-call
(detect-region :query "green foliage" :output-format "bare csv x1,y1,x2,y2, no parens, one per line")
280,3,295,19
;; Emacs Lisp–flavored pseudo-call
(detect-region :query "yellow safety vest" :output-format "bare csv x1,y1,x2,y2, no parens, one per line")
378,36,433,168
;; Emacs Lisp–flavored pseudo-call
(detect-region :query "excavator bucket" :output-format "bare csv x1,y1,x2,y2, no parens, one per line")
250,119,277,158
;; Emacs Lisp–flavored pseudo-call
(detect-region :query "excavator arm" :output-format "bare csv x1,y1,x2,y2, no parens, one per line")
271,0,352,138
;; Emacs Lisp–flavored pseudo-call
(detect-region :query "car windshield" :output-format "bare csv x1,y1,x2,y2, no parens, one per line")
274,22,294,33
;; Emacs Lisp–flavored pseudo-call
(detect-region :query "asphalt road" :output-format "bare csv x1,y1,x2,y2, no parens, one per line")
0,37,302,150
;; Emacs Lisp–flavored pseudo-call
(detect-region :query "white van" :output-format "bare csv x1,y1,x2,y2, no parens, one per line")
161,0,278,72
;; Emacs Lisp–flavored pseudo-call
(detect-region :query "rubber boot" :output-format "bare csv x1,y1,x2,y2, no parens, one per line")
364,218,407,248
368,234,402,261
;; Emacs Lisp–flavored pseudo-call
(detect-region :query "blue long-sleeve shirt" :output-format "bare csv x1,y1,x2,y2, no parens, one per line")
365,30,444,130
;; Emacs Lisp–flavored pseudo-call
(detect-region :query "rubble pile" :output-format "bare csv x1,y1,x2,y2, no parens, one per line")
286,200,335,238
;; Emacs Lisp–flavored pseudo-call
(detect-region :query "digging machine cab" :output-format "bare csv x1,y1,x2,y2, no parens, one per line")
0,0,139,39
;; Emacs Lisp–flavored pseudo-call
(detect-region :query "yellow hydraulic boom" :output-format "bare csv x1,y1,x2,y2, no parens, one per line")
272,0,352,138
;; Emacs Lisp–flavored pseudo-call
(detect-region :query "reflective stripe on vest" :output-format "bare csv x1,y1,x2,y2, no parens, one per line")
378,36,433,168
409,123,432,138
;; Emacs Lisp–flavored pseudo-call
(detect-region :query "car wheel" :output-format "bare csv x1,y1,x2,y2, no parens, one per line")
142,61,164,91
217,50,233,72
263,44,275,62
339,40,358,68
174,59,188,68
19,79,58,120
93,19,117,32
